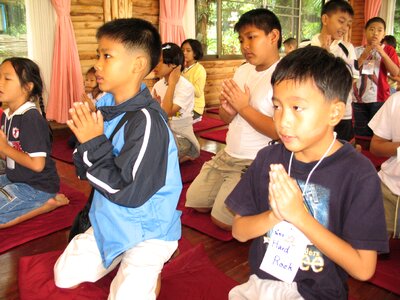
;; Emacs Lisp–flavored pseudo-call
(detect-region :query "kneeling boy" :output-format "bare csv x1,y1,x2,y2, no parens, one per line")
226,46,388,300
54,18,182,299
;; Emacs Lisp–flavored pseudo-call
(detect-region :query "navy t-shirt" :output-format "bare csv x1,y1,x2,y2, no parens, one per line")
1,105,59,193
226,142,388,300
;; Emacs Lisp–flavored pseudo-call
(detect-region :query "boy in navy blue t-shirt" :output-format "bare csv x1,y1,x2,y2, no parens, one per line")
226,46,388,300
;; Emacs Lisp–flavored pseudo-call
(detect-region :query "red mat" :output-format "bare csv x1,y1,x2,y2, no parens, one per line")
18,241,237,300
193,116,226,133
361,150,388,170
369,239,400,295
206,107,219,114
178,183,233,241
199,128,228,144
180,150,214,184
51,136,74,163
0,182,86,253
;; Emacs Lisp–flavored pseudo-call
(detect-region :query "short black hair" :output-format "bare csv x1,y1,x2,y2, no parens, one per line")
96,18,161,74
234,8,282,49
283,37,298,48
161,43,185,72
271,46,352,104
365,17,386,30
382,35,397,49
181,39,204,60
321,0,354,17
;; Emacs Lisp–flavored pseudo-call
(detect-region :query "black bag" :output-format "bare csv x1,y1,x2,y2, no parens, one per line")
68,111,134,241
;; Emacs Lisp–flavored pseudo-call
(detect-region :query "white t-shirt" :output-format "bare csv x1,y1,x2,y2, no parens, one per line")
224,62,277,159
152,76,195,120
303,34,358,120
368,92,400,195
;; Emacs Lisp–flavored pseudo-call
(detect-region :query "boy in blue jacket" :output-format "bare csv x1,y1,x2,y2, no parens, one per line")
54,18,182,299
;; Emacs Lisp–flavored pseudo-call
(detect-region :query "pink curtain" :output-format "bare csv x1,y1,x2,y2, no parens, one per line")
159,0,187,45
362,0,382,45
46,0,84,124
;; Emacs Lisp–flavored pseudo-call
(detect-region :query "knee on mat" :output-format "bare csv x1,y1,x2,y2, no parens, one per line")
211,215,232,231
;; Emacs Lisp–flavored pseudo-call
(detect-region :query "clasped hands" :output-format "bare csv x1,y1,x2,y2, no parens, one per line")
220,79,250,116
268,164,308,225
67,101,104,144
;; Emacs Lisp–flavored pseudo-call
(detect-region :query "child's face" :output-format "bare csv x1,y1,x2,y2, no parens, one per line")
272,79,342,162
284,44,293,55
365,22,385,45
0,61,29,105
181,42,195,67
84,72,97,93
238,25,279,71
153,56,174,79
94,37,141,97
322,11,353,40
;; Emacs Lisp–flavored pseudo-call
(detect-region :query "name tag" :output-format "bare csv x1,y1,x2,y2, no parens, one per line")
397,146,400,163
260,221,309,283
361,60,375,75
6,156,15,170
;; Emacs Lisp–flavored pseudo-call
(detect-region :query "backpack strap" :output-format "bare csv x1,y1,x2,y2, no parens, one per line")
338,42,349,58
109,111,135,141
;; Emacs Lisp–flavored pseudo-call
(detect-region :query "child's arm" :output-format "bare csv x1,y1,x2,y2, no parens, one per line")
269,164,378,281
232,210,281,242
161,67,183,117
221,79,278,140
0,130,45,172
370,134,399,157
191,66,206,99
375,44,400,77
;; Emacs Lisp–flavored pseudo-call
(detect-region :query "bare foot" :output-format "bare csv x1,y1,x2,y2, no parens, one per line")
0,194,70,229
46,194,70,207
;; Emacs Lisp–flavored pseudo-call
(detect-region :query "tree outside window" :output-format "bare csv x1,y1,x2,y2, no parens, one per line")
0,0,27,62
394,0,400,53
195,0,322,58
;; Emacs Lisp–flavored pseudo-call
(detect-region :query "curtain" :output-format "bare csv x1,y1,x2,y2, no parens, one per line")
182,0,195,40
379,0,395,35
46,0,84,124
159,0,187,45
25,0,56,108
362,0,383,45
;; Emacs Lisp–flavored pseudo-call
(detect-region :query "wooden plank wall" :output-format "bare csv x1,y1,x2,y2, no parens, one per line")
349,0,364,47
70,0,242,107
70,0,366,107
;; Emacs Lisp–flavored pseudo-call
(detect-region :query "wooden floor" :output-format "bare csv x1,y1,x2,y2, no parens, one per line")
0,116,399,300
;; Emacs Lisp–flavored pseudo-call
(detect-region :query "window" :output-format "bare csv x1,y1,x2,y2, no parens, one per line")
195,0,322,58
0,0,27,62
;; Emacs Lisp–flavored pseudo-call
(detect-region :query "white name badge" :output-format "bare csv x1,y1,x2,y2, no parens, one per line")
6,156,15,170
260,221,309,283
397,146,400,163
361,60,375,75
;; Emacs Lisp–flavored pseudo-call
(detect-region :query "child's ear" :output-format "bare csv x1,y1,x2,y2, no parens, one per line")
133,55,148,74
24,82,34,94
321,14,329,27
329,100,345,126
269,29,281,45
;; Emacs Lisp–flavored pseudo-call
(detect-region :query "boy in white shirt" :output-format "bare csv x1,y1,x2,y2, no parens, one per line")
185,8,280,230
300,0,358,141
369,92,400,238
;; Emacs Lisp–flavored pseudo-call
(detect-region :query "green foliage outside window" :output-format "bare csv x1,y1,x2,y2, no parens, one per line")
196,0,322,57
394,0,400,53
0,0,27,63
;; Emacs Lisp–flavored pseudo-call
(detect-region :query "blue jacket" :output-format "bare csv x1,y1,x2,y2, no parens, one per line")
74,88,182,268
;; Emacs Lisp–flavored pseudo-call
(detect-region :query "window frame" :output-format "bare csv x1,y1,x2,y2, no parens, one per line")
196,0,323,60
